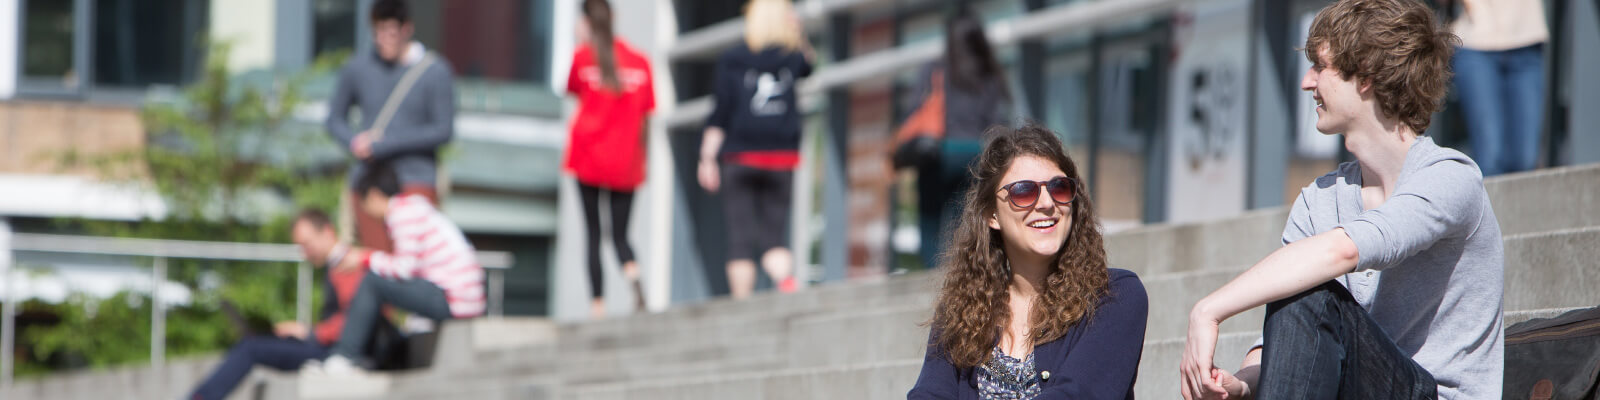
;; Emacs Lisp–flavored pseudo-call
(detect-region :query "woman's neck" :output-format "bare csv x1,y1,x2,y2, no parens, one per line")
1007,254,1051,298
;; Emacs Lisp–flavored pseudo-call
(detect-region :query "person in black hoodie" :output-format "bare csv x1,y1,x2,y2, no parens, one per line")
698,0,814,299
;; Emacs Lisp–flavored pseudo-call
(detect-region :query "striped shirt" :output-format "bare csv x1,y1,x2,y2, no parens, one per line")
366,193,486,318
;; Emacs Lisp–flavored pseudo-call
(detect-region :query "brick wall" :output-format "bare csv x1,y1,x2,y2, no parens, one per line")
0,101,146,178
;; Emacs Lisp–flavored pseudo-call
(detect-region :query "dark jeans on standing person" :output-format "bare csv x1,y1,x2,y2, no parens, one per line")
1257,281,1438,399
190,337,328,400
1453,43,1545,177
578,183,636,299
916,139,982,268
331,271,454,361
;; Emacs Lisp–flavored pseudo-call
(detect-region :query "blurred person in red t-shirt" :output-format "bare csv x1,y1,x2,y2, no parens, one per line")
565,0,656,319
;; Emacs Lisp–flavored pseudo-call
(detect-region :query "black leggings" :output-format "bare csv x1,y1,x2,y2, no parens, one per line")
579,183,636,299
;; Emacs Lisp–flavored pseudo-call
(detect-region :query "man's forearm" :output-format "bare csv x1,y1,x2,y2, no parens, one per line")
1193,229,1359,323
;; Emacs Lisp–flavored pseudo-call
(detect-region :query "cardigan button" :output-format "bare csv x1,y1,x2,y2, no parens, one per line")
1041,370,1050,381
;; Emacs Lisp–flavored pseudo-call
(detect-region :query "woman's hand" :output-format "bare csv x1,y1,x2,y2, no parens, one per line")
1211,368,1251,399
698,159,721,193
1181,305,1230,400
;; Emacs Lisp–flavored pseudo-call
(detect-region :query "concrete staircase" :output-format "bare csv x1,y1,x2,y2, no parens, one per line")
8,164,1598,399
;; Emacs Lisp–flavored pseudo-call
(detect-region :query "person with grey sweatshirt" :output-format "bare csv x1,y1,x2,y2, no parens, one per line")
325,0,456,254
1179,1,1502,399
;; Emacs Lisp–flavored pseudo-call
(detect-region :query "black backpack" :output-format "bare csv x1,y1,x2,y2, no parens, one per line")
1505,306,1600,400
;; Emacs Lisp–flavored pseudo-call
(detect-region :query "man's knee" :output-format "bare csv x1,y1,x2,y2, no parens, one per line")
1265,281,1349,334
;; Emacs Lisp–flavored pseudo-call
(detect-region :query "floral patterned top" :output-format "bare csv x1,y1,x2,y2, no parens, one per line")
976,347,1042,399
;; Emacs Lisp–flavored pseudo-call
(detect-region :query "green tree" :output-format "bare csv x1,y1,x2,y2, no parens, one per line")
23,40,351,375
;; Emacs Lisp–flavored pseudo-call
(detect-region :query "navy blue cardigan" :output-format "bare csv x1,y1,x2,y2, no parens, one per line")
908,268,1148,399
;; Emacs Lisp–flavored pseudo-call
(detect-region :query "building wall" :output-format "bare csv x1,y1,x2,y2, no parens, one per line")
209,0,277,72
0,101,144,177
0,0,16,99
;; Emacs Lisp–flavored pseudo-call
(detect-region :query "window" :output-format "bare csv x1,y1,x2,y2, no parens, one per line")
91,0,208,88
17,0,209,96
312,0,358,60
386,0,558,115
19,0,86,93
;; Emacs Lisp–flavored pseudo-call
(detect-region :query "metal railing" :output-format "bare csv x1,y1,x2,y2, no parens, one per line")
0,233,512,393
663,0,1188,130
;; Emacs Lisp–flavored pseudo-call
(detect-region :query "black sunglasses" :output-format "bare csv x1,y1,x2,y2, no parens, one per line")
999,177,1077,209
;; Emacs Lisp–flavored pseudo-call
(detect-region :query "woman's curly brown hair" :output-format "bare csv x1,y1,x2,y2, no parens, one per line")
1305,0,1460,134
928,123,1110,369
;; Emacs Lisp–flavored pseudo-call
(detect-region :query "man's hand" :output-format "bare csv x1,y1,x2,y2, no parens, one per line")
274,321,308,340
698,159,720,193
352,131,376,160
1181,307,1230,400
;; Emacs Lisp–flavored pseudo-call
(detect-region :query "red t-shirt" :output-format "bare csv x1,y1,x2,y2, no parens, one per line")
313,265,367,346
565,40,656,190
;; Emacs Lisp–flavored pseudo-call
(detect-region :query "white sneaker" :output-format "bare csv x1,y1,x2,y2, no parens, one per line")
318,354,360,376
299,355,391,399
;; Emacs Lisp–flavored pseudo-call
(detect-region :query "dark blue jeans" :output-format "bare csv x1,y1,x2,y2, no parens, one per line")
1257,282,1437,400
1453,43,1545,177
189,336,328,400
330,271,453,361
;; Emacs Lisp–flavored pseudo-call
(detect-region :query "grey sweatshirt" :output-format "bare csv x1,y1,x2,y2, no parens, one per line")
1278,136,1504,399
325,44,457,187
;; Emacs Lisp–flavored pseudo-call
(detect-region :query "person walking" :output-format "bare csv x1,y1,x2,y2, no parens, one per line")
698,0,814,299
565,0,656,319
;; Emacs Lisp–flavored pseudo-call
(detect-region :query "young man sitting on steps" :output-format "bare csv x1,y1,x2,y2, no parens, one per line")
1179,0,1503,399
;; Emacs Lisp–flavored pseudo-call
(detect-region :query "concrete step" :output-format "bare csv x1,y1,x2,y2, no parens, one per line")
1136,332,1261,400
1503,226,1600,311
1484,163,1600,236
561,360,925,400
785,305,932,369
559,273,938,343
1105,209,1289,278
558,336,788,385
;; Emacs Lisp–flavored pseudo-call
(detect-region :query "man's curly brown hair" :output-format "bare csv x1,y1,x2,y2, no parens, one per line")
927,123,1110,369
1305,0,1460,133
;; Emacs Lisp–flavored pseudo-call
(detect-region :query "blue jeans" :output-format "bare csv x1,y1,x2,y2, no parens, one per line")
189,336,328,400
330,271,454,360
1256,282,1437,399
1453,43,1545,177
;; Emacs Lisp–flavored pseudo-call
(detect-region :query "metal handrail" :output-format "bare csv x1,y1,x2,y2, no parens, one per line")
1,233,514,393
663,0,1188,130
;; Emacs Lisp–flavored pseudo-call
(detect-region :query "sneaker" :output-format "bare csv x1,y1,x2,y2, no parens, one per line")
631,280,648,311
318,354,359,376
299,355,391,399
777,276,798,293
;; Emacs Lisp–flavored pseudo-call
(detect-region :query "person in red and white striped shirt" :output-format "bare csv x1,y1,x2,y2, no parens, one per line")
319,162,484,373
